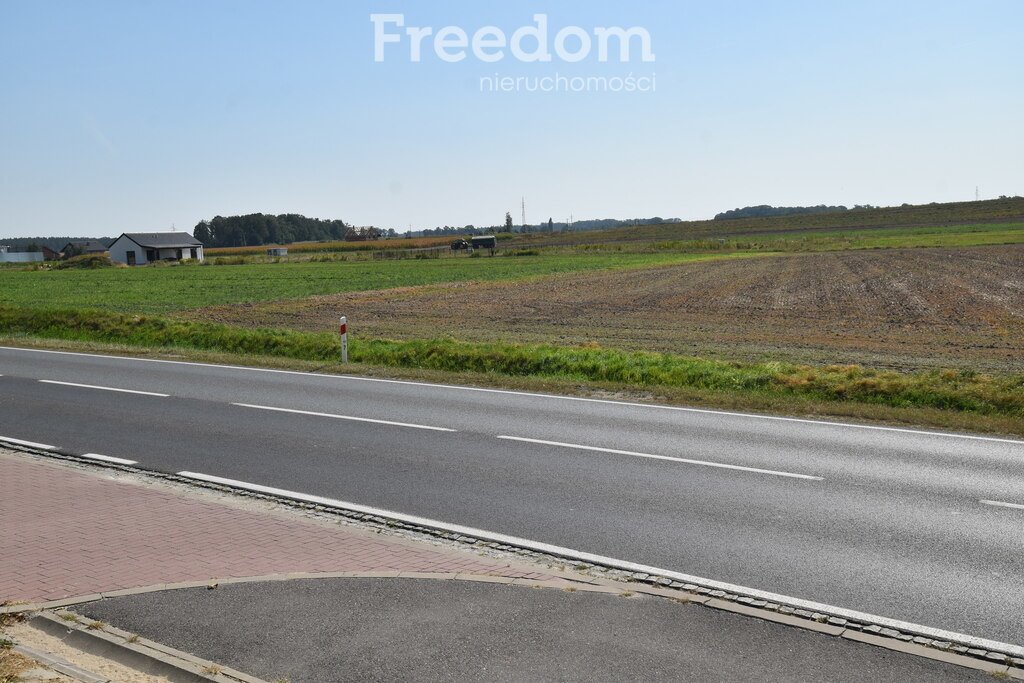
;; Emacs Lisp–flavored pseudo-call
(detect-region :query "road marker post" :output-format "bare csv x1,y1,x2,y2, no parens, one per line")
339,316,349,363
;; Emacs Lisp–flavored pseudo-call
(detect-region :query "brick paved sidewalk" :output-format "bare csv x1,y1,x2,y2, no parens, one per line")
0,450,556,605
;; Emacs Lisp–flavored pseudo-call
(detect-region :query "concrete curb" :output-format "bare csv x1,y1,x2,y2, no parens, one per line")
6,444,1024,678
28,611,266,683
12,642,111,683
1,571,595,614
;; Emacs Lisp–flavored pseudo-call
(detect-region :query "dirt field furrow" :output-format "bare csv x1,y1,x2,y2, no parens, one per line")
184,246,1024,372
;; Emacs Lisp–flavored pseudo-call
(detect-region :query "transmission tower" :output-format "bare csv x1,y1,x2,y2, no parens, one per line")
521,197,526,232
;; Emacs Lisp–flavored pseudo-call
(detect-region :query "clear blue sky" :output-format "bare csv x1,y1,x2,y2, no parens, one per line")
1,1,1021,237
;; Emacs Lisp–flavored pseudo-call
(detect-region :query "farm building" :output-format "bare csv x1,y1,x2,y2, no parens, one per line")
108,232,205,266
41,245,63,260
0,247,44,263
266,247,288,257
61,240,109,256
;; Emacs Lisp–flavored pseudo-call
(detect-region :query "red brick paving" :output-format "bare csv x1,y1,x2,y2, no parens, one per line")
0,452,555,603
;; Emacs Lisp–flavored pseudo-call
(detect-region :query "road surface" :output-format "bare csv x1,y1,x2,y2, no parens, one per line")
1,346,1022,645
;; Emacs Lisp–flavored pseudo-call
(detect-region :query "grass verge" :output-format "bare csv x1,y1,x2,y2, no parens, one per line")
2,306,1022,435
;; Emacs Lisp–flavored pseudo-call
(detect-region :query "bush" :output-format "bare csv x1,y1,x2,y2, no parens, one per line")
53,254,122,270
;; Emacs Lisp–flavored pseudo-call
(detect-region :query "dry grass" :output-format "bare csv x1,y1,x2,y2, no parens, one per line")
0,649,34,683
0,611,31,683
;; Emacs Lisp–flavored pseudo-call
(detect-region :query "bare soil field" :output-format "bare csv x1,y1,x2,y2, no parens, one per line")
186,245,1024,372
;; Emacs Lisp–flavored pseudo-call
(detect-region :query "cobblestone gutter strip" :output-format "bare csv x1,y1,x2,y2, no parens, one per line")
7,444,1024,676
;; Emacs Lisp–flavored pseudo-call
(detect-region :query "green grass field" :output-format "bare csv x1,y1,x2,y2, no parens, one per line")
0,251,759,314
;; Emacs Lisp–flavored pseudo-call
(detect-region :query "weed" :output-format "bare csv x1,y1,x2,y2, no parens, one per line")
202,663,223,675
0,648,34,682
86,620,106,631
2,306,1022,419
125,633,140,643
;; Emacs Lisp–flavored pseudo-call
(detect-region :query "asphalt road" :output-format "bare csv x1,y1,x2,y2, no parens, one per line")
1,346,1022,645
81,578,990,682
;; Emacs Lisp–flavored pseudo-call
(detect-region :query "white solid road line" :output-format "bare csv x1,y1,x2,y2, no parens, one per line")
231,403,456,432
175,470,1023,659
499,435,822,480
980,499,1024,511
5,346,1023,446
79,452,138,465
0,435,56,450
38,379,170,397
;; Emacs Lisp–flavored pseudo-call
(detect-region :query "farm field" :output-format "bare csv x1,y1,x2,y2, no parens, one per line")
3,199,1023,433
198,197,1024,263
515,196,1024,247
186,245,1024,373
637,222,1024,254
0,251,756,314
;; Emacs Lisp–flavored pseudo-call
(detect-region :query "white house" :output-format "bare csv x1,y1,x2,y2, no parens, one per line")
108,232,205,266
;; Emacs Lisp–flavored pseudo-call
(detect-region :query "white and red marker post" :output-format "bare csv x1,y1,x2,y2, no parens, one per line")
339,316,348,363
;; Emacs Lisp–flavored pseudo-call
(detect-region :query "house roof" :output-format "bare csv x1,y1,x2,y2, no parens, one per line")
118,232,204,248
61,240,109,253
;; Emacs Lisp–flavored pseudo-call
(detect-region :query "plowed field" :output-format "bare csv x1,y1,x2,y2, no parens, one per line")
186,246,1024,372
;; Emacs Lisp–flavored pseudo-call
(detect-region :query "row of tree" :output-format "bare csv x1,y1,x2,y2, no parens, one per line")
713,205,878,220
413,215,679,238
0,237,112,252
193,214,355,248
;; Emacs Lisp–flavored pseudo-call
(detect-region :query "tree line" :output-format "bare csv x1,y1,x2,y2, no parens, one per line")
193,214,355,248
0,236,114,252
413,216,680,237
713,205,880,220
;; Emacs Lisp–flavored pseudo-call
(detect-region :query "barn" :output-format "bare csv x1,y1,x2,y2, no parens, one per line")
108,232,205,266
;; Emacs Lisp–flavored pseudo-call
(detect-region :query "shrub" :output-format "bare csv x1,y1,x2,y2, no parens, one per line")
53,254,122,270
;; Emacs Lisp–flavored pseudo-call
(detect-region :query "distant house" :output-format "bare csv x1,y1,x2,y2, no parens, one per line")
61,240,109,257
266,247,288,257
41,246,63,261
108,232,205,266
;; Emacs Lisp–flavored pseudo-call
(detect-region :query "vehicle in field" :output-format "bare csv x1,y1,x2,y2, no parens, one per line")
470,235,497,251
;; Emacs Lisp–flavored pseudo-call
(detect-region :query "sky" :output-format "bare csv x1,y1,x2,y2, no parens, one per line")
0,0,1021,238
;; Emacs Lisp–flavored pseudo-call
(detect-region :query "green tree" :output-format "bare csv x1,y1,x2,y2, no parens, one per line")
504,212,513,232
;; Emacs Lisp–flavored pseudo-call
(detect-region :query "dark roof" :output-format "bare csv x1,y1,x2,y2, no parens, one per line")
119,232,204,248
61,240,108,253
